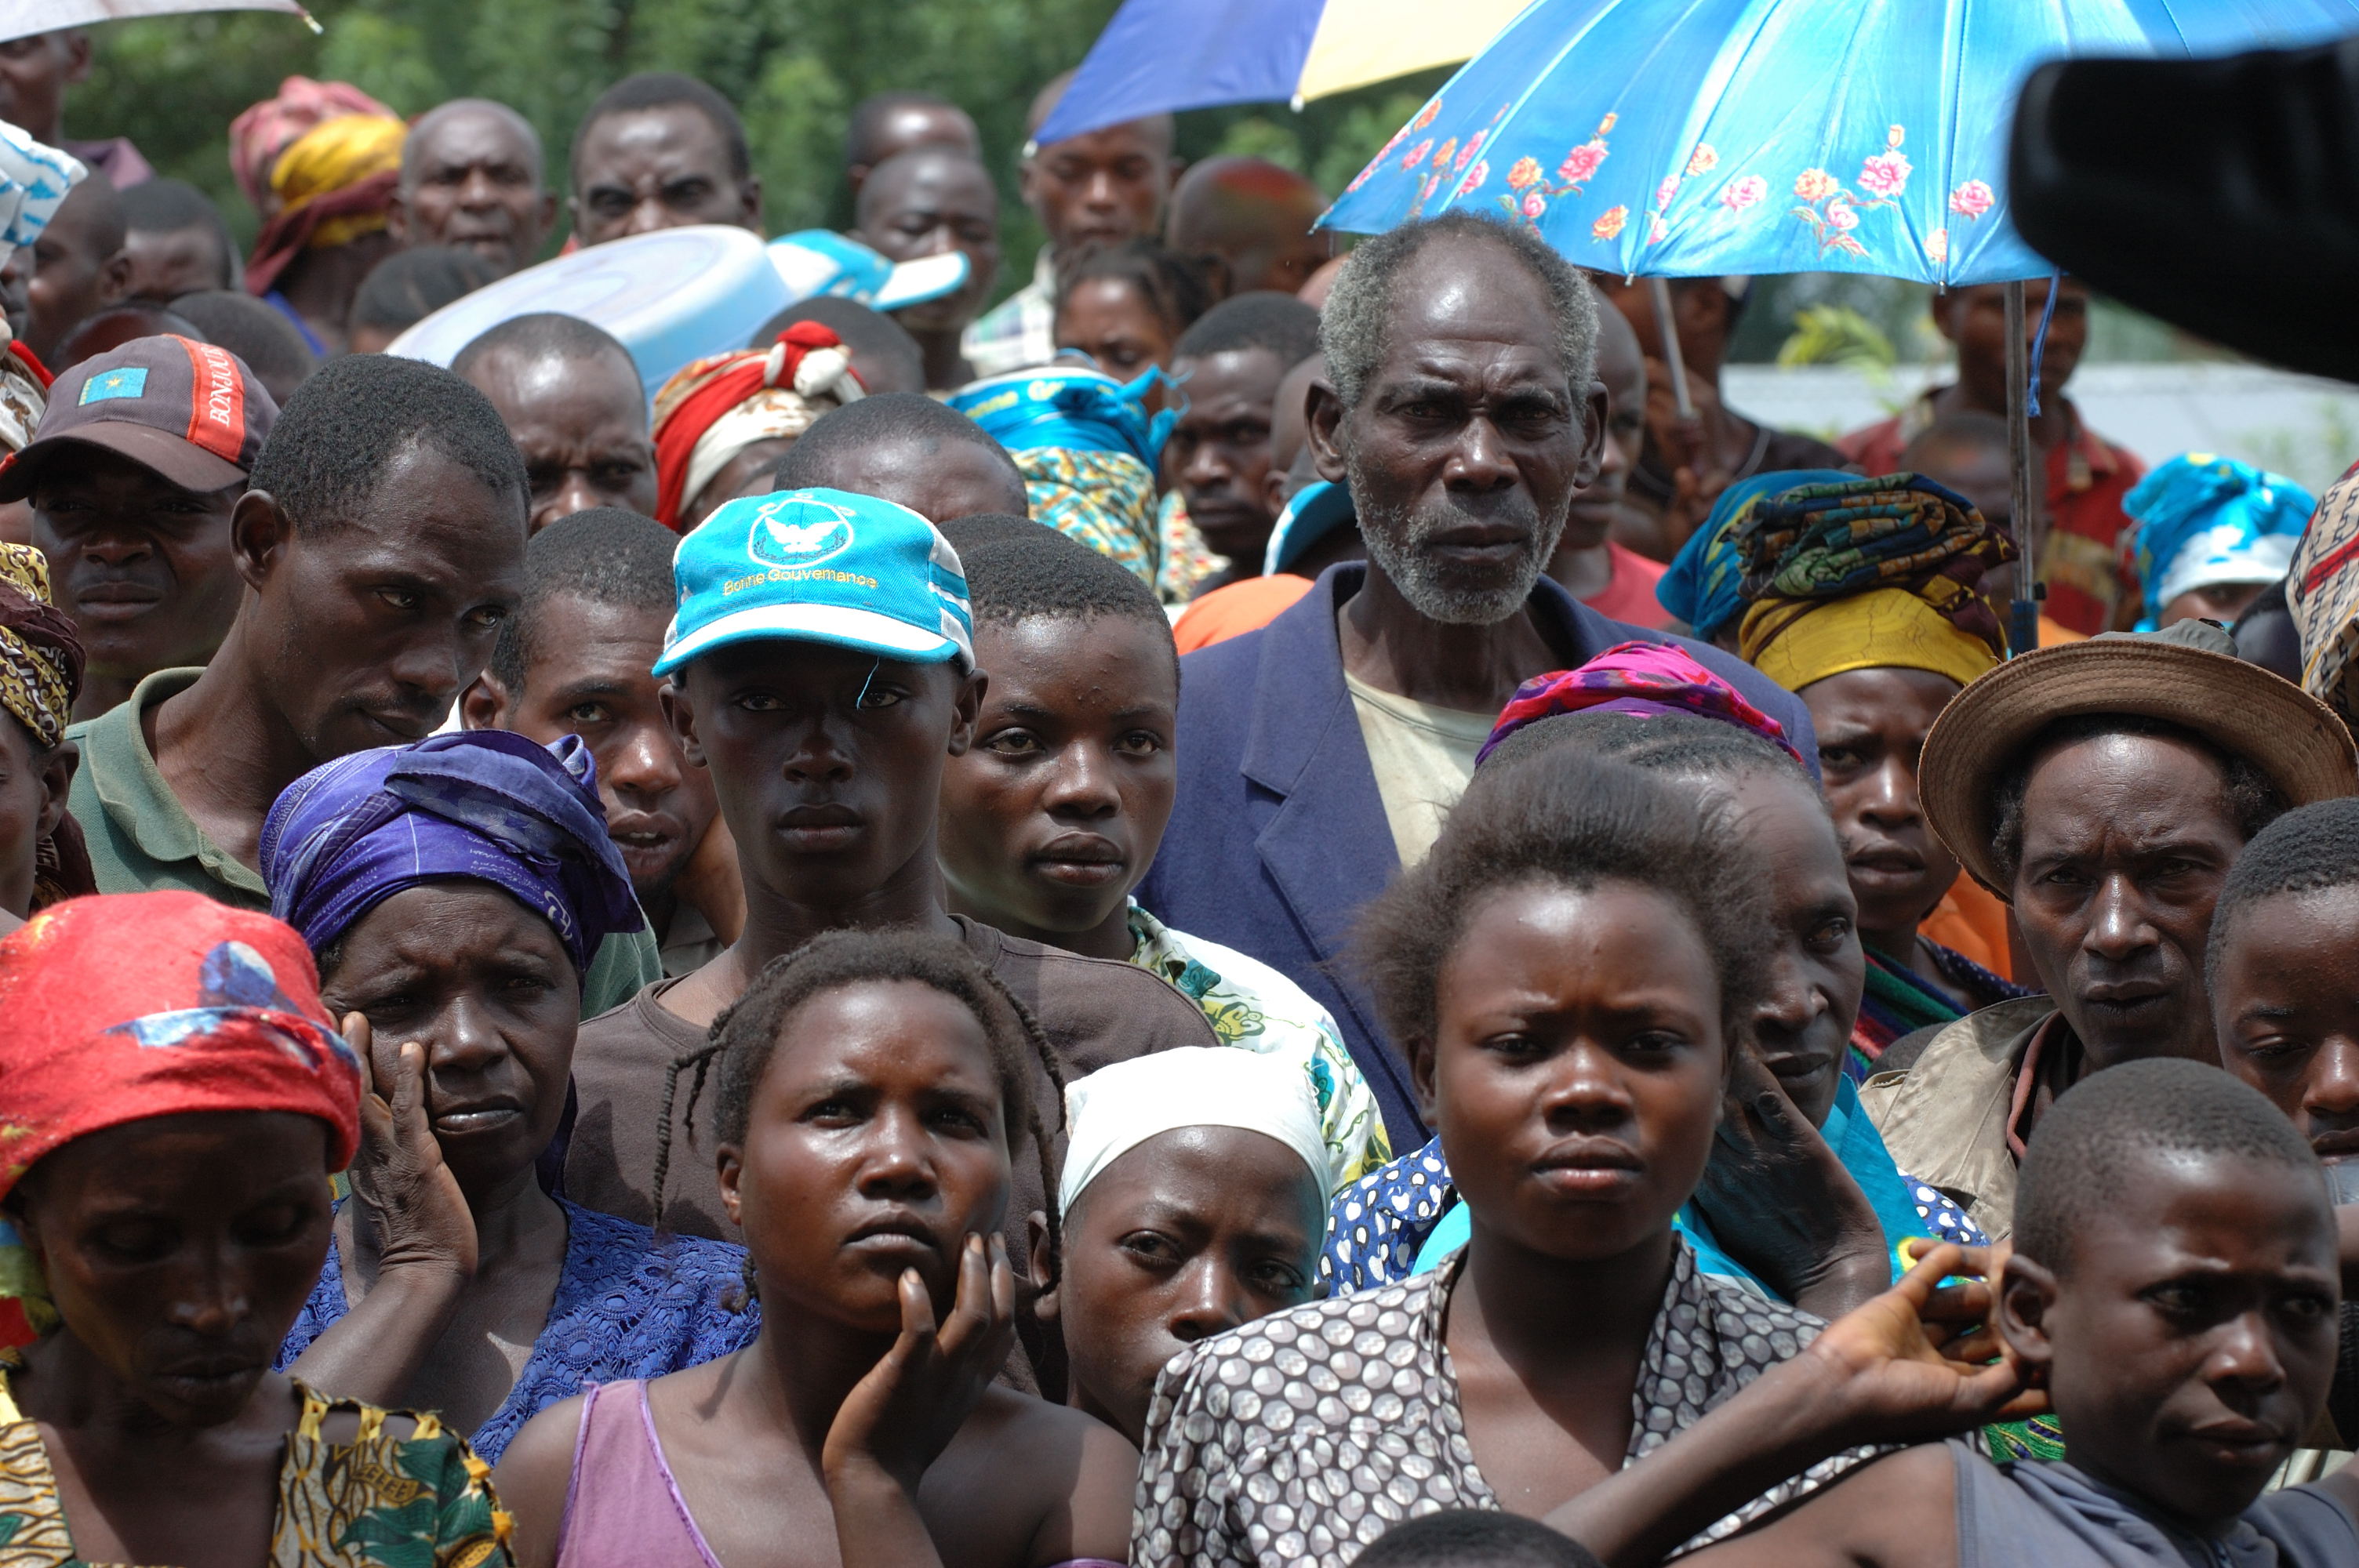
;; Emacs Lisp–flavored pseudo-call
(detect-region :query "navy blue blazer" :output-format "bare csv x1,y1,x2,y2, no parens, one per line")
1133,562,1819,1152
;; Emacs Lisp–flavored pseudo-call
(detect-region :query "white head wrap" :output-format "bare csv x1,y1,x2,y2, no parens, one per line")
0,123,78,454
1059,1047,1332,1217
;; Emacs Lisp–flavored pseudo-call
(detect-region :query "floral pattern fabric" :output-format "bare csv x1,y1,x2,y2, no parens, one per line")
0,1363,511,1566
278,1198,759,1464
1129,905,1390,1189
1132,1243,1885,1567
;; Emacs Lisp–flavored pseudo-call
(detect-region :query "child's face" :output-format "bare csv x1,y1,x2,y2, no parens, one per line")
1419,878,1726,1264
1045,1125,1323,1444
937,615,1178,940
720,979,1012,1334
668,640,980,911
1056,278,1175,384
2003,1149,2338,1524
2212,886,2359,1167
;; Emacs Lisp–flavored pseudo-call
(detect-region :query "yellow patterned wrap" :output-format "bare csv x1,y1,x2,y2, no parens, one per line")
1740,586,2000,694
0,545,75,748
1013,446,1161,587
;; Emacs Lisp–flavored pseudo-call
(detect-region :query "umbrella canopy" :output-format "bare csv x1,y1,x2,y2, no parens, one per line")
1034,0,1532,147
1,1,311,43
1320,0,2359,286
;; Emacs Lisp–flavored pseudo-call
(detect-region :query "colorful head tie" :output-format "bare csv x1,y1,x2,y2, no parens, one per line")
651,321,867,529
1477,640,1805,768
2126,453,2313,630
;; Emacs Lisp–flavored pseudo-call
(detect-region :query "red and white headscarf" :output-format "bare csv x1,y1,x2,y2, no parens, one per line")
651,321,866,529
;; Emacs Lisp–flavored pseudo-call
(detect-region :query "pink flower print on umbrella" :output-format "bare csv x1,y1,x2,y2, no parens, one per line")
1592,205,1628,240
1655,174,1680,209
1648,213,1669,243
1432,137,1458,172
1508,156,1543,191
1557,139,1608,186
1950,179,1995,219
1457,159,1489,198
1720,174,1767,212
1413,99,1443,131
1522,191,1547,220
1686,143,1719,177
1401,139,1434,172
1825,197,1859,231
1927,227,1950,264
1794,168,1840,203
1456,130,1486,172
1856,126,1912,199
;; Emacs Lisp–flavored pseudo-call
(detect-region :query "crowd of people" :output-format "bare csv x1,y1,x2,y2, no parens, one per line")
0,20,2354,1568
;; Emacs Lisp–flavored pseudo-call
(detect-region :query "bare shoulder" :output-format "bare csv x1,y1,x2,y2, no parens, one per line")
1685,1443,1957,1568
492,1392,590,1568
934,1389,1140,1566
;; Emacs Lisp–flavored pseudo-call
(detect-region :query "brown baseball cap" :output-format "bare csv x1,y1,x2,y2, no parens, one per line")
0,334,279,503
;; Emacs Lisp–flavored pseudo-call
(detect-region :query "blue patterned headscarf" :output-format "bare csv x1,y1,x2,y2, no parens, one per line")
260,730,641,973
945,362,1176,470
1655,468,1855,641
2126,453,2315,630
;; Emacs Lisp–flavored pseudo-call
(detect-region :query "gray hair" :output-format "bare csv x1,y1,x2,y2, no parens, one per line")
1318,212,1600,411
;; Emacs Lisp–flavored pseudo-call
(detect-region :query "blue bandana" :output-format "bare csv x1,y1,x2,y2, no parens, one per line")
947,362,1176,470
2126,454,2314,630
260,730,641,973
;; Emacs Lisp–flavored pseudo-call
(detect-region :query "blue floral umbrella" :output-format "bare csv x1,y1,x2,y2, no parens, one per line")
1320,0,2359,285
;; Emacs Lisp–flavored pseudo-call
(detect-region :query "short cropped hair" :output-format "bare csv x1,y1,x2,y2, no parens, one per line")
751,296,925,394
845,91,970,172
770,393,1020,495
1989,713,2288,887
1320,211,1598,411
450,310,639,383
2015,1056,2324,1277
2206,797,2359,991
167,290,314,394
485,506,677,695
1173,290,1322,366
351,245,497,335
1354,747,1773,1064
572,72,750,184
118,177,238,290
1354,1510,1605,1568
248,354,526,532
959,527,1174,663
937,514,1046,555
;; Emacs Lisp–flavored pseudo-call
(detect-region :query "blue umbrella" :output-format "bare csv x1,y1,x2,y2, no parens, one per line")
1034,0,1532,146
1319,0,2359,285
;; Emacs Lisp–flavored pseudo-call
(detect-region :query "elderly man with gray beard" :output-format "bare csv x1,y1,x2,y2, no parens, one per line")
1134,212,1816,1150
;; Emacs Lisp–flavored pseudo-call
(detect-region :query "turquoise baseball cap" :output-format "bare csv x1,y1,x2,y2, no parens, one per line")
653,488,974,677
767,230,970,312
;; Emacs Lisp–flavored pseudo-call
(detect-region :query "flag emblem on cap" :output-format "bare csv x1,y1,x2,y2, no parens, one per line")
748,492,856,571
79,368,147,405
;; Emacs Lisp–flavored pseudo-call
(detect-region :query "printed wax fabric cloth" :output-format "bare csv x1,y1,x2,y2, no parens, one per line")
1132,1242,1885,1567
0,1359,512,1566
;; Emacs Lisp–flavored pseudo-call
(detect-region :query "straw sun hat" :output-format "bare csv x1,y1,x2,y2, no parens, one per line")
1918,622,2359,898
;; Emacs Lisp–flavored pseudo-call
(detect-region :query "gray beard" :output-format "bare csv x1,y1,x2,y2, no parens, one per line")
1346,447,1568,625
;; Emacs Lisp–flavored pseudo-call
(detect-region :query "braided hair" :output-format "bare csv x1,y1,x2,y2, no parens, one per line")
650,927,1070,1287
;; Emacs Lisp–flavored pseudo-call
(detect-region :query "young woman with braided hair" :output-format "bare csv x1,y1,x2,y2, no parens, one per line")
493,927,1136,1568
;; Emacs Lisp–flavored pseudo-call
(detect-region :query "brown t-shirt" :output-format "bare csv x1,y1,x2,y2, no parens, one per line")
561,915,1220,1393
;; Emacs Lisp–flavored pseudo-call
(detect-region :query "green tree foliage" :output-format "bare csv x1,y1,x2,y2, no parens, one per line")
63,1,1445,301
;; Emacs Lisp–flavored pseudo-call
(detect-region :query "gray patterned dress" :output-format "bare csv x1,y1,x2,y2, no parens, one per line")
1132,1239,1885,1566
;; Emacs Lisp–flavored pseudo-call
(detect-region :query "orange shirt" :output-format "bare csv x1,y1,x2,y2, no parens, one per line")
1172,574,1316,654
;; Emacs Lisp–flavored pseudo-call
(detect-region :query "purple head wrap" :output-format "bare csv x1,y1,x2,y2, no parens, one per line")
260,730,642,972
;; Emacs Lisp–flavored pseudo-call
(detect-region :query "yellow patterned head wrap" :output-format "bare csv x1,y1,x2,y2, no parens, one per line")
0,545,81,749
270,114,406,249
1739,587,2001,693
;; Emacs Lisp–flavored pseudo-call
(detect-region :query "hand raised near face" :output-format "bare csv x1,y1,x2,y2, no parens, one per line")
1691,1051,1888,1319
346,1013,477,1279
822,1232,1017,1499
1797,1240,2048,1443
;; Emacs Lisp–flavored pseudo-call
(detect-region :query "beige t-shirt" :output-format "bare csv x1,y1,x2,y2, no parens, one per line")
1344,671,1496,866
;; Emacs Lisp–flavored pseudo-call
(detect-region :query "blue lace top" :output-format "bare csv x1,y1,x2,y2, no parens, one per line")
277,1196,760,1462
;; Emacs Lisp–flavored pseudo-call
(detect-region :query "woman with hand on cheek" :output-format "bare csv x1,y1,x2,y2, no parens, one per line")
1032,1047,1329,1445
0,892,509,1564
492,928,1138,1568
262,728,758,1461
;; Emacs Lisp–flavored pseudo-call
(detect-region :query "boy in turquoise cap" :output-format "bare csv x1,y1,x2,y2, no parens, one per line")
560,486,1219,1397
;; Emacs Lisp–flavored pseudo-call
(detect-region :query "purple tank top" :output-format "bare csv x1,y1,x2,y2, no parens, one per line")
557,1381,724,1568
554,1377,1129,1568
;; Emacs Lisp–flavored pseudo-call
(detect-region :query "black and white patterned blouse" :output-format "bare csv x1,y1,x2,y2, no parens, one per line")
1132,1240,1885,1566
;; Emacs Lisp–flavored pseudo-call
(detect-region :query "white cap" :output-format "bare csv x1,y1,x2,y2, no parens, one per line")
1059,1047,1331,1216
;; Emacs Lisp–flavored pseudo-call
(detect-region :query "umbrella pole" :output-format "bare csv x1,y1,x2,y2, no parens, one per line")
2005,279,2039,658
1648,278,1696,418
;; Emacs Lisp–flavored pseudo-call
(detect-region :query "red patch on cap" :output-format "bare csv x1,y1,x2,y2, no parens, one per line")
175,335,246,466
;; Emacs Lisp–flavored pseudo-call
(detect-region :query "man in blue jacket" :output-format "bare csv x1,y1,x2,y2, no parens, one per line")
1135,212,1816,1151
